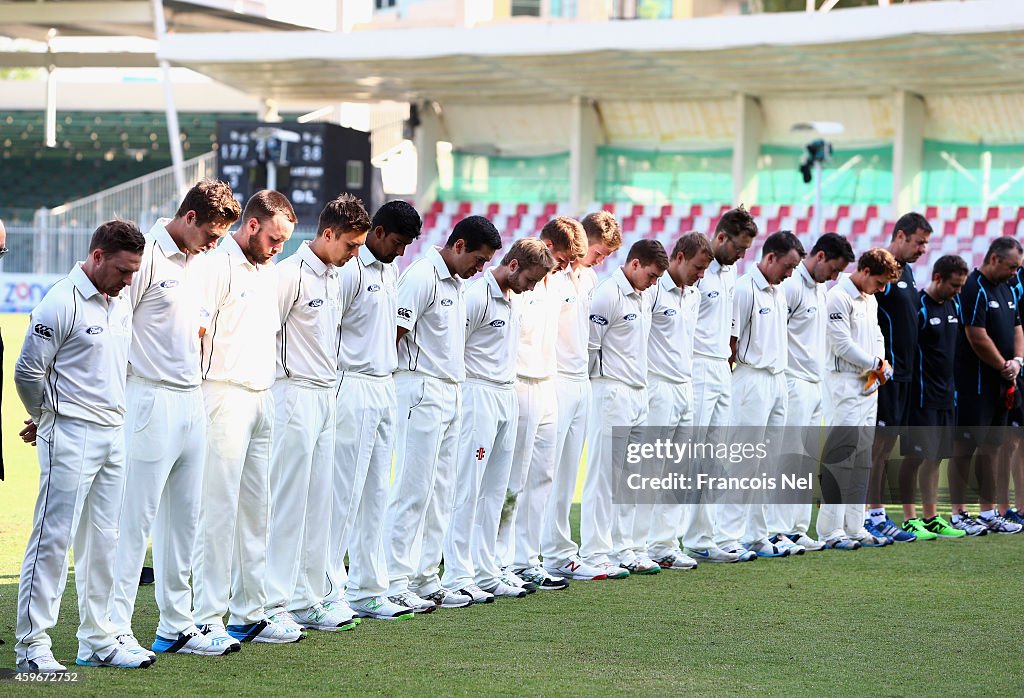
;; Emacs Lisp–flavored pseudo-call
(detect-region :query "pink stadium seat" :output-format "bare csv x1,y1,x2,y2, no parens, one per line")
955,206,968,220
972,220,987,237
660,204,673,218
678,216,694,231
457,202,471,216
851,220,868,235
486,203,500,217
622,217,637,233
430,200,443,214
925,206,940,220
602,202,615,212
824,218,839,233
836,205,850,218
423,212,437,230
795,218,809,234
651,218,665,234
865,205,879,220
777,205,791,218
690,204,703,217
1004,220,1021,236
543,202,557,217
631,204,645,218
985,206,1000,220
943,220,957,237
749,205,762,217
516,203,529,216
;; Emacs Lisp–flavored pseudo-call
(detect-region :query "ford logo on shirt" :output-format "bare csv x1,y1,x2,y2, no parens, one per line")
565,296,576,304
240,289,256,299
309,299,324,308
158,280,179,289
441,298,454,307
663,309,677,317
490,319,506,328
759,307,771,315
806,307,817,314
623,313,637,321
707,291,720,299
367,284,381,292
590,314,609,326
85,325,104,335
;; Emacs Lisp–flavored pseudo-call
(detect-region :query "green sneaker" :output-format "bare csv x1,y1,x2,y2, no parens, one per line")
923,515,967,538
901,518,938,541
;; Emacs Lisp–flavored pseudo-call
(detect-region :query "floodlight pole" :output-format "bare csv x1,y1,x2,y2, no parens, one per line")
151,0,187,198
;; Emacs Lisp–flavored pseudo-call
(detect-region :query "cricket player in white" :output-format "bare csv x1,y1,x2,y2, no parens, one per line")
582,239,668,576
442,239,554,602
265,194,369,633
499,217,583,591
641,233,713,570
542,211,621,582
729,231,803,558
14,221,148,672
326,200,422,620
768,233,854,551
193,190,300,644
684,208,758,564
819,248,898,548
383,216,501,610
110,181,241,659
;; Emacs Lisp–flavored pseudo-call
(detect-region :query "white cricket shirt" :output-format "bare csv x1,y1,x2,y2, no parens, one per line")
782,261,827,383
552,266,592,379
733,264,789,374
127,219,202,389
827,274,885,375
276,241,340,388
338,243,399,377
693,258,736,360
514,273,558,380
646,272,700,384
588,267,650,389
199,233,279,391
396,246,466,383
464,269,518,384
15,263,133,426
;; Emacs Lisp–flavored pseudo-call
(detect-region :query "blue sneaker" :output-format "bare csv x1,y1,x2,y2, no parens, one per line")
153,627,240,655
745,538,789,558
876,516,916,542
864,519,895,544
1003,508,1024,527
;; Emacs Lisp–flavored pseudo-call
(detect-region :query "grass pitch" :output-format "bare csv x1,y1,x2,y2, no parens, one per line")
0,313,1021,696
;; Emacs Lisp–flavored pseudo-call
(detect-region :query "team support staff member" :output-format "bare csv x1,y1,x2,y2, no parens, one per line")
327,200,422,620
383,216,501,610
15,221,147,672
111,181,241,659
265,195,370,632
193,190,300,645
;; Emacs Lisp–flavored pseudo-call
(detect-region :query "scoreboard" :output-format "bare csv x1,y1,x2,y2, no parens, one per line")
216,120,372,227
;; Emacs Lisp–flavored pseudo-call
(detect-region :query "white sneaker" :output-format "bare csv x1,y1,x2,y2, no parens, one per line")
789,533,826,551
293,602,358,631
153,626,240,656
226,618,303,644
770,534,806,556
849,529,890,547
76,646,155,668
745,538,790,558
420,587,474,608
651,550,698,570
451,583,494,605
684,546,741,563
17,654,67,673
544,555,610,580
481,580,528,598
198,623,237,648
515,564,571,589
619,551,661,575
352,596,417,620
500,568,538,592
268,608,306,633
980,514,1023,534
596,560,631,579
387,591,437,614
116,632,156,659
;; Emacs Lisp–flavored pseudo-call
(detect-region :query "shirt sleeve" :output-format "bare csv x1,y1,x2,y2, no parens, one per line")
961,278,988,329
731,278,753,342
588,283,614,377
337,258,360,319
464,283,487,346
14,290,69,421
276,261,301,327
396,266,432,332
826,290,877,371
129,239,155,310
782,277,802,320
198,252,229,335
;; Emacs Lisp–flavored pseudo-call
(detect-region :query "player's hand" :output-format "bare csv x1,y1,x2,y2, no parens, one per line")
19,418,37,446
877,360,894,385
1001,359,1020,382
860,369,882,396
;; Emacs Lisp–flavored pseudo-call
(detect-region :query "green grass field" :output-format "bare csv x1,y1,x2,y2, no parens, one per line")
0,312,1021,696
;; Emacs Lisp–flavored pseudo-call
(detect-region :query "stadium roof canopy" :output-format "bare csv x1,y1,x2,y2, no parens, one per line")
158,0,1024,105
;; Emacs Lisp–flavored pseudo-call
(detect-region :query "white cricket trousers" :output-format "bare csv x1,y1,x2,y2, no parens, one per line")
644,376,694,559
16,412,125,664
192,381,274,627
541,375,591,563
442,379,518,590
326,372,395,606
725,366,788,547
110,378,205,638
497,376,557,570
265,379,334,614
817,372,877,540
681,357,732,551
383,372,461,597
581,378,648,566
767,375,823,537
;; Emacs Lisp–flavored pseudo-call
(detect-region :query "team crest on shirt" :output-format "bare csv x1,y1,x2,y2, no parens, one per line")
158,280,179,289
367,284,381,292
623,313,637,321
489,319,506,328
85,325,104,335
663,309,677,317
308,299,324,308
590,314,608,325
440,298,454,307
759,307,771,315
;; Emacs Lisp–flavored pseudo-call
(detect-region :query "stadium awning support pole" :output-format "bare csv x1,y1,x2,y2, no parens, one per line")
893,91,924,212
732,94,762,208
569,97,599,216
151,0,186,198
415,101,442,212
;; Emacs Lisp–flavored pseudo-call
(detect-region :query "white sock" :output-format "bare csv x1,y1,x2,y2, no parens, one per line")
979,508,996,520
869,508,886,525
